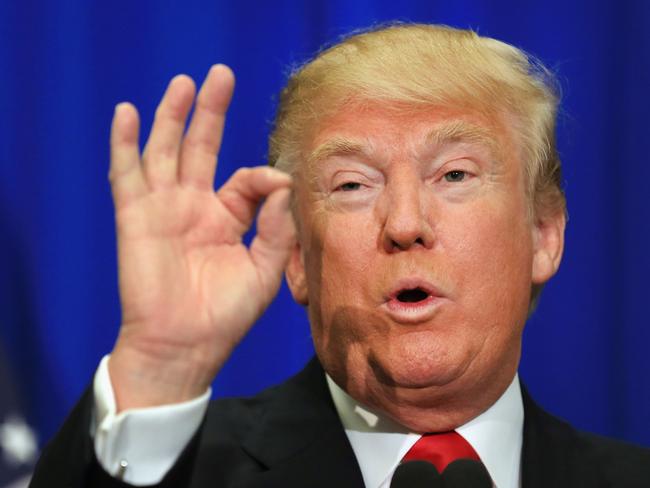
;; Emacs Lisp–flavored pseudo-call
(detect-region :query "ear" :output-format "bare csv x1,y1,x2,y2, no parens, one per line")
531,209,566,285
285,240,309,305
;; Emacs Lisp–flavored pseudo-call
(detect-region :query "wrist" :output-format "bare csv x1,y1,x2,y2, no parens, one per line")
108,340,217,411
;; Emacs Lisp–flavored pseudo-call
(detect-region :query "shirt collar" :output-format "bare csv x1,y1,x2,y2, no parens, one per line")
326,374,523,488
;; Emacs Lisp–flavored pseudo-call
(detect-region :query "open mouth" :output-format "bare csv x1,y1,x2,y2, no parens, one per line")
384,280,443,322
395,287,430,303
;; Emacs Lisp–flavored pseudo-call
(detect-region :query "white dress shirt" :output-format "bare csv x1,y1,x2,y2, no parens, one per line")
93,356,211,485
93,356,523,487
327,375,523,488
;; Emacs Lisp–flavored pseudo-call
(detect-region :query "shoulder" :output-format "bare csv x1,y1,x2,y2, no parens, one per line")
200,356,335,441
573,429,650,481
521,386,650,487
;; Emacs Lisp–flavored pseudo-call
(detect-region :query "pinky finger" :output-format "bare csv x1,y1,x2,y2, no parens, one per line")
109,103,148,208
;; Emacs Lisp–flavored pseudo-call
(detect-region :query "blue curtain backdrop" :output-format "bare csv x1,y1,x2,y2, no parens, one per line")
1,0,648,451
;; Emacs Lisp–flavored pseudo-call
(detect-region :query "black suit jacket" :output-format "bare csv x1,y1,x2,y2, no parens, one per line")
31,357,650,488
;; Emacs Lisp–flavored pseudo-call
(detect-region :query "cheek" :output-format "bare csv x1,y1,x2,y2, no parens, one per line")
445,201,534,323
319,214,377,295
302,211,382,370
302,208,380,338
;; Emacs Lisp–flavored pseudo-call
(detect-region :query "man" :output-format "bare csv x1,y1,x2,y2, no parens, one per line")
30,24,650,488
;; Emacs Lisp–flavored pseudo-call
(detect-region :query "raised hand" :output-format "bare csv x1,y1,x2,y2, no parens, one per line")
107,65,295,411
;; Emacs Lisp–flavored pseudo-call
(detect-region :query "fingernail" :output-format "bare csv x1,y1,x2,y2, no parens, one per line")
279,187,293,210
266,167,291,180
211,64,225,74
210,63,234,79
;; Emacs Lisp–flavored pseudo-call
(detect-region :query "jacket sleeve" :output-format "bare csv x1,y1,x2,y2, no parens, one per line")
29,387,203,488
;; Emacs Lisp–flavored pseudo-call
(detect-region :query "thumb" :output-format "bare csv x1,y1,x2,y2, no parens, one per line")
249,187,296,301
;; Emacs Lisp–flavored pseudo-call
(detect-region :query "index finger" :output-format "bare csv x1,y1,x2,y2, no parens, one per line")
179,64,235,189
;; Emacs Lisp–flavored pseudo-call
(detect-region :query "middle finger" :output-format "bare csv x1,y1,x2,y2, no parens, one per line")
142,74,196,189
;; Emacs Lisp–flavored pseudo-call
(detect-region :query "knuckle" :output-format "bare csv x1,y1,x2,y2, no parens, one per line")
194,91,215,113
108,162,127,181
182,132,200,148
234,167,251,180
183,133,216,154
153,105,165,121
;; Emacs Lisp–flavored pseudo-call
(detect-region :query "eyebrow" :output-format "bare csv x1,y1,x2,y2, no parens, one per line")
307,137,370,172
424,120,501,156
306,119,502,172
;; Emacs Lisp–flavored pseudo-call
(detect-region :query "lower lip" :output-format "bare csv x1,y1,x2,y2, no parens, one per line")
381,295,444,324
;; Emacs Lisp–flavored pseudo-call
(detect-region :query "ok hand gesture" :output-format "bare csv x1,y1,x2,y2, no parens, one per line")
107,65,295,410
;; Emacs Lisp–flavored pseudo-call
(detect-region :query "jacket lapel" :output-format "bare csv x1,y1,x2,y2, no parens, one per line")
239,357,365,488
520,386,605,488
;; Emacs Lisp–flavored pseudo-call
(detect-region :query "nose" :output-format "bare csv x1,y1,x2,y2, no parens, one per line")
381,173,435,253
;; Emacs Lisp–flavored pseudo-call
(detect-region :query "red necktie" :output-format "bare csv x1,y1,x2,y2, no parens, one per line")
402,431,481,473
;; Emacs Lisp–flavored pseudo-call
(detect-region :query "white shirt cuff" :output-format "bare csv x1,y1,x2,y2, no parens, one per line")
92,355,211,486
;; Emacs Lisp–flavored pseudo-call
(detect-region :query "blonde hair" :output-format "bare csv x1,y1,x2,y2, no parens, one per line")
269,23,565,219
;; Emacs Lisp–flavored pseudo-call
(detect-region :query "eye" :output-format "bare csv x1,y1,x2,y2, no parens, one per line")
336,182,363,191
444,170,466,182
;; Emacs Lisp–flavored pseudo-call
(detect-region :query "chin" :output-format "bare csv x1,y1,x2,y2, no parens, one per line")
368,330,474,389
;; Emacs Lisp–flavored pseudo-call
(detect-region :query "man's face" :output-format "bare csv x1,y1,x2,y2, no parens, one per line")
286,104,563,431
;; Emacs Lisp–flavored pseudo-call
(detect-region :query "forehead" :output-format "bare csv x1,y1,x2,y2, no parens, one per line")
303,104,517,172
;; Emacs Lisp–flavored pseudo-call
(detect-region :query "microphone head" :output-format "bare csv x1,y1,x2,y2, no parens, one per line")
390,460,442,488
441,459,492,488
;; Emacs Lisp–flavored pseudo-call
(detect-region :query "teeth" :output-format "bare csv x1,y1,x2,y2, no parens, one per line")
396,288,429,303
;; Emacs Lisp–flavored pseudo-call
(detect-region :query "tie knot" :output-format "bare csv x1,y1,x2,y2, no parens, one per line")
402,431,481,473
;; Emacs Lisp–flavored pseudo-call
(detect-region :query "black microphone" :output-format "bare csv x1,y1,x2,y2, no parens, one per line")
390,461,442,487
441,459,492,487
